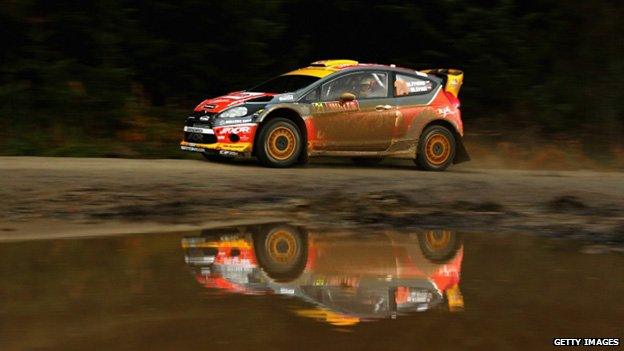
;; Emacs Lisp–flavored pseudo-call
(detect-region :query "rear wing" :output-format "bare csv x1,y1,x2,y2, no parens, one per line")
420,69,463,98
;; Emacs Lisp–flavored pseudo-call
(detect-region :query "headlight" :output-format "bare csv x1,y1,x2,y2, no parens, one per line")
219,106,248,118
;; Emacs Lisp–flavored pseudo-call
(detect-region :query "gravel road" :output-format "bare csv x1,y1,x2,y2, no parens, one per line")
1,157,623,250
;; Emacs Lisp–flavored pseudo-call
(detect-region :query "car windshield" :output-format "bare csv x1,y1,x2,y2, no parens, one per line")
249,74,319,94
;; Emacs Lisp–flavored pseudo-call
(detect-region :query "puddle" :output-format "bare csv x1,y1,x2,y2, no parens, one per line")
183,223,465,323
0,223,622,350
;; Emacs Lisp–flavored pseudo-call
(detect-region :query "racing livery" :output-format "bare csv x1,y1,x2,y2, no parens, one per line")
180,59,469,170
182,223,464,326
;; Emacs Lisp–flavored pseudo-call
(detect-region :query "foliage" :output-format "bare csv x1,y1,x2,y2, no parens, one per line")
0,0,622,156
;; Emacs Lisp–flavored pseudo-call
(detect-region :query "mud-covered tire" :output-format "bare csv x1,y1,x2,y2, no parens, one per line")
256,118,303,168
253,224,308,282
417,231,462,263
202,153,234,163
415,125,456,171
351,158,383,166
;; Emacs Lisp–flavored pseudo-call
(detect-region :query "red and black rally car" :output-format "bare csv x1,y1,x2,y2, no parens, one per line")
182,223,464,325
180,59,468,170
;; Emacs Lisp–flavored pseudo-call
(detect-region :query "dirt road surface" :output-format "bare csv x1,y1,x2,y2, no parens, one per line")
1,157,623,250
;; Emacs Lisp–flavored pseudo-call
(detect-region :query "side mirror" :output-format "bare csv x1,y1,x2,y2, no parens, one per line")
339,92,356,102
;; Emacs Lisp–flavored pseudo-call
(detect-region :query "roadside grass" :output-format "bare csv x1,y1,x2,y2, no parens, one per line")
0,112,198,159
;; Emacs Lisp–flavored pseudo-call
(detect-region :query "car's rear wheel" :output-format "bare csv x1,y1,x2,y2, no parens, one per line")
202,152,234,163
351,157,383,166
417,230,462,263
257,118,303,168
415,125,456,171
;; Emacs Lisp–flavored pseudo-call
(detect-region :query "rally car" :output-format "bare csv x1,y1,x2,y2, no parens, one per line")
180,59,469,170
181,223,464,325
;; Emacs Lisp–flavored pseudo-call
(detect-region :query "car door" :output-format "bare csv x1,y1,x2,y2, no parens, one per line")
311,71,396,151
346,71,396,151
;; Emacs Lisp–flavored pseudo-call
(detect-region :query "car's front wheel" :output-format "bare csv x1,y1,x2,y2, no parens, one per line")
415,125,456,171
256,118,303,168
253,224,308,282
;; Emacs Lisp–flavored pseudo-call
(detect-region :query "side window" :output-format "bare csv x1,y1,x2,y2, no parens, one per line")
321,72,388,101
301,87,320,102
394,74,434,96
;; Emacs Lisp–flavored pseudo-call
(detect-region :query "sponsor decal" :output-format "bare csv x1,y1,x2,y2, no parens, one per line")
407,291,432,303
180,141,252,153
278,94,295,102
436,106,453,118
203,104,216,110
279,288,296,295
311,100,360,113
188,133,204,142
311,102,323,112
410,87,430,93
407,80,433,93
219,143,250,152
180,145,205,152
199,116,211,121
215,117,254,126
184,126,214,134
219,126,252,134
437,264,459,277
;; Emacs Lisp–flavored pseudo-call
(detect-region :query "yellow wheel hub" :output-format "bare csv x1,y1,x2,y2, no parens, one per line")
425,133,451,165
267,230,297,263
267,127,296,161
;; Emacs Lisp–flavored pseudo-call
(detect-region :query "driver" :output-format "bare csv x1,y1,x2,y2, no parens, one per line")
357,74,384,98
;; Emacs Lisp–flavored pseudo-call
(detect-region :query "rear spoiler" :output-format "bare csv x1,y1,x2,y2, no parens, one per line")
420,69,463,98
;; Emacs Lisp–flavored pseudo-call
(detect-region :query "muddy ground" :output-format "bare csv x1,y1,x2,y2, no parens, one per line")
1,157,623,251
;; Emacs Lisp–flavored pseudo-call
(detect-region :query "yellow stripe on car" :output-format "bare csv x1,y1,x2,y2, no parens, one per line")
181,239,252,249
285,59,359,78
284,67,335,78
295,308,360,326
180,141,252,152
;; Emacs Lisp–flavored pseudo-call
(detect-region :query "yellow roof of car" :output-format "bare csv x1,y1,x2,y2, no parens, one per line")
285,59,359,78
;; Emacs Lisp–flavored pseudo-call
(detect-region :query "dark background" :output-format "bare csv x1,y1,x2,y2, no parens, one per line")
1,0,622,166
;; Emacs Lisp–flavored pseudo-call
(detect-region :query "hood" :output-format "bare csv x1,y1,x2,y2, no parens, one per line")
193,91,275,113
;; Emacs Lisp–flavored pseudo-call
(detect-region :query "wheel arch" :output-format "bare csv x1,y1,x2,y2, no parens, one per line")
421,119,470,164
254,108,308,162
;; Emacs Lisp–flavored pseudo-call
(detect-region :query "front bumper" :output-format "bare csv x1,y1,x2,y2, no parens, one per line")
180,123,258,156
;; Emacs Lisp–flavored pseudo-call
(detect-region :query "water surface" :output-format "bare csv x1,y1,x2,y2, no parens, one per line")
0,223,622,350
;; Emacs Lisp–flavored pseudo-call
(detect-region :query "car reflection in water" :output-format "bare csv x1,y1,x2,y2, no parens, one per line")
182,223,464,326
